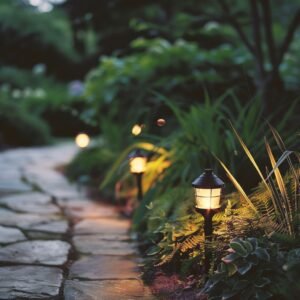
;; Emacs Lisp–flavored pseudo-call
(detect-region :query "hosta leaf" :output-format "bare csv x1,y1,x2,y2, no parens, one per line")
248,238,258,249
222,253,240,263
233,280,250,291
222,289,239,299
255,248,270,261
242,241,253,253
237,262,252,275
227,263,238,276
255,289,273,300
248,254,259,265
230,241,249,257
254,277,271,288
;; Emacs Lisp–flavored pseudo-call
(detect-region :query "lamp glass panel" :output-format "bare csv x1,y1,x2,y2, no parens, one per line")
130,157,146,173
194,188,221,209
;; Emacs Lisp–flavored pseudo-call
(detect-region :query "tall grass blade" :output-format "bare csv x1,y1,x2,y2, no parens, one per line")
216,157,258,215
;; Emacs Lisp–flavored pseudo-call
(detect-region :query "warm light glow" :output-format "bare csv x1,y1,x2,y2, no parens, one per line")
130,157,147,174
156,118,166,127
75,133,90,148
132,124,142,136
194,188,221,209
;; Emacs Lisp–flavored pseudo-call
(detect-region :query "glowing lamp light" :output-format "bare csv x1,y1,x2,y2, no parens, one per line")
132,124,142,136
75,133,90,148
192,169,224,210
129,150,147,174
128,150,147,202
156,118,166,127
192,169,225,273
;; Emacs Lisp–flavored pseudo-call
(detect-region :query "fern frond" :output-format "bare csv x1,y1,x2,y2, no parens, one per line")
180,234,204,253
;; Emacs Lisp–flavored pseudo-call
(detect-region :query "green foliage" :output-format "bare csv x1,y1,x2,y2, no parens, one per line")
204,237,300,300
0,66,79,114
83,38,250,127
0,97,51,147
218,128,300,237
66,145,116,182
0,1,76,59
96,94,298,278
0,66,92,137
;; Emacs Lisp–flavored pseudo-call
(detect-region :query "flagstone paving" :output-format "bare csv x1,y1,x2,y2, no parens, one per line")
0,143,154,300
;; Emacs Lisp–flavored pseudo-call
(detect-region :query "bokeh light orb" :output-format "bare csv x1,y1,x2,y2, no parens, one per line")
132,124,142,136
156,118,166,127
75,133,90,148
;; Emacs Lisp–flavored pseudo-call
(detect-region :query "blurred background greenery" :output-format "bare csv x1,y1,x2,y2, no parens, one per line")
1,0,299,148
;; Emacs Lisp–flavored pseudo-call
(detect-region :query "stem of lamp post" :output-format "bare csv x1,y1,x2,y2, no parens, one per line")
135,173,143,202
196,208,217,273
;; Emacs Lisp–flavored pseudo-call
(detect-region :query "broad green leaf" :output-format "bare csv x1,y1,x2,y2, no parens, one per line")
254,277,271,288
255,248,270,261
230,241,249,257
237,262,252,275
222,253,240,263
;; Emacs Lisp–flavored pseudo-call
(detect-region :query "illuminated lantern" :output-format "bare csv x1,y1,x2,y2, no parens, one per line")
131,124,142,136
128,150,147,201
192,169,224,210
192,169,224,273
129,150,147,174
75,133,90,148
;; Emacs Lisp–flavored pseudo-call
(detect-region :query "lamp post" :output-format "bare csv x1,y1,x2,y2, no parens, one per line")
128,150,147,202
192,169,224,272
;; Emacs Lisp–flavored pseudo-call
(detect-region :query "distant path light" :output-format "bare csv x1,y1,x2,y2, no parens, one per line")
156,118,166,127
75,133,90,148
132,124,142,136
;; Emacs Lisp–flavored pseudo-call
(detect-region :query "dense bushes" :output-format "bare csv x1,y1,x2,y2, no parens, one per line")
0,66,98,142
66,146,116,182
0,97,51,147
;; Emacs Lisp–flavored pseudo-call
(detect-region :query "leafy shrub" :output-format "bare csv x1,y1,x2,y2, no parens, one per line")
66,146,116,182
219,127,300,238
204,237,300,300
0,98,51,147
0,1,76,60
83,38,252,128
0,66,95,137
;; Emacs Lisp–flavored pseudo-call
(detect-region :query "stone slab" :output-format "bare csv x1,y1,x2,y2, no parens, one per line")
0,208,60,229
23,169,80,199
73,235,136,256
0,265,62,299
26,220,69,234
0,169,22,180
64,279,154,300
0,240,70,266
63,201,118,220
0,226,26,244
0,192,60,215
0,180,32,193
74,218,131,236
69,255,139,280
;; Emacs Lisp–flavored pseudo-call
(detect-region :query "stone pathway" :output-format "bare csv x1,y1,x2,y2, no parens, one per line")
0,143,154,300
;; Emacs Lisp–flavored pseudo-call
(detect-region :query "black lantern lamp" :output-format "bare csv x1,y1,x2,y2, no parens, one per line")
192,169,225,271
128,150,147,202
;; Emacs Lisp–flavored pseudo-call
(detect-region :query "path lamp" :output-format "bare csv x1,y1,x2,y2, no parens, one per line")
192,169,225,272
128,150,147,202
75,133,90,149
